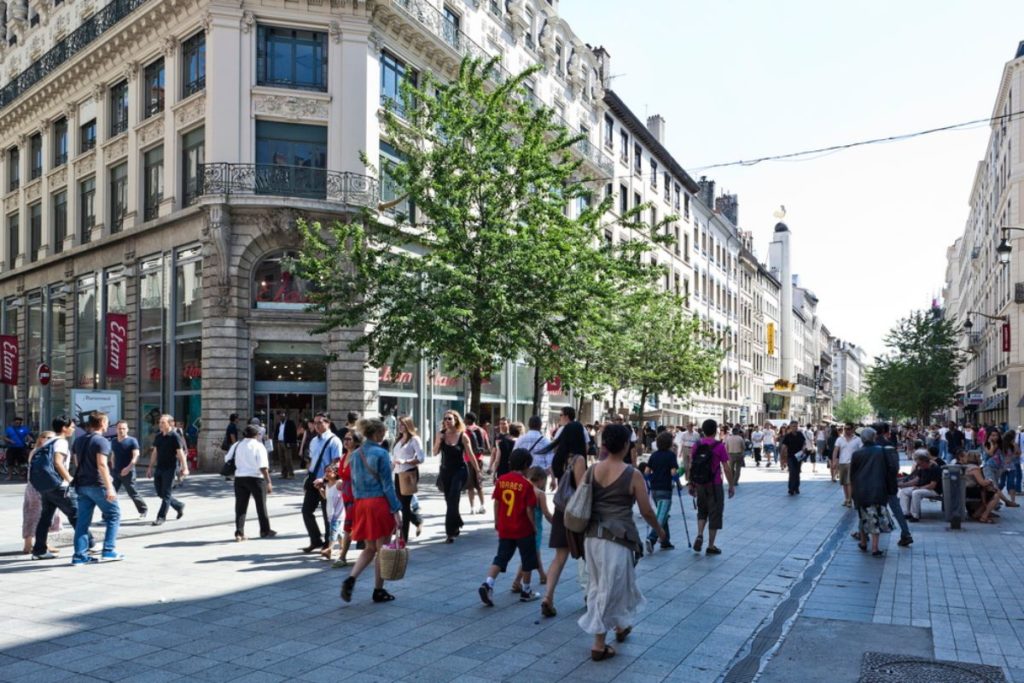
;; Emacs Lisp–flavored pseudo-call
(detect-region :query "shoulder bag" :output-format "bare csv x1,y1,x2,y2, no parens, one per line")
303,435,337,492
220,442,239,477
553,454,582,509
563,464,595,533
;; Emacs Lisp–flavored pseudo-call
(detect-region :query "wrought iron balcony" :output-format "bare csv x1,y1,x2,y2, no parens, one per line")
199,163,380,208
0,0,150,112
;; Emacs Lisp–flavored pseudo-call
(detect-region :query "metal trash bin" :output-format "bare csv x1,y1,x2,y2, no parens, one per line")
942,464,967,530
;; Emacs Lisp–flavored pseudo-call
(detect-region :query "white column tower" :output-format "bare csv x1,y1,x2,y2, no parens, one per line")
769,221,794,416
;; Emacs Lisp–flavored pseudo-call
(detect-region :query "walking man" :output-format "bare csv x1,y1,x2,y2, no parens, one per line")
274,410,298,479
302,412,341,552
780,420,806,495
762,423,777,467
832,423,862,507
688,419,736,555
30,415,91,560
71,411,123,564
111,420,148,518
750,425,765,466
725,427,746,484
675,423,700,473
875,423,913,547
145,414,189,526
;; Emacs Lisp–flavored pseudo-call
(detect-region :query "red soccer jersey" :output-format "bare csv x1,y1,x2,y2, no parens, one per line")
493,472,537,539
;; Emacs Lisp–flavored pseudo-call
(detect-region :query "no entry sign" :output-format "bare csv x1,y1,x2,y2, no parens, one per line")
38,363,51,385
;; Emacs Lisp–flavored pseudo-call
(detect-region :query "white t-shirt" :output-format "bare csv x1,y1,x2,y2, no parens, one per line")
515,431,552,470
751,430,764,445
834,435,862,465
227,438,269,478
763,429,776,446
326,484,343,525
965,428,974,441
938,427,948,442
677,430,700,451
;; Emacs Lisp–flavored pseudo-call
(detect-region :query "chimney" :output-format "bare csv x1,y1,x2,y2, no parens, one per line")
715,194,739,226
646,115,665,145
697,176,715,209
590,45,611,86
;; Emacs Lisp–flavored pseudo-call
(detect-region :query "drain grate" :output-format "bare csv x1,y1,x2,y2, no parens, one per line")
860,652,1006,682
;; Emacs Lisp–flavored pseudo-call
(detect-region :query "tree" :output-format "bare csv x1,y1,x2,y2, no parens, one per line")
865,309,966,424
833,392,873,424
293,57,664,416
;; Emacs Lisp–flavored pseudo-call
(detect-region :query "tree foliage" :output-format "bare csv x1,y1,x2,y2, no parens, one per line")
865,309,966,424
292,57,666,414
833,392,873,424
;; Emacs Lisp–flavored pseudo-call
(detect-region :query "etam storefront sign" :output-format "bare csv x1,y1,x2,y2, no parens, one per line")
0,335,17,386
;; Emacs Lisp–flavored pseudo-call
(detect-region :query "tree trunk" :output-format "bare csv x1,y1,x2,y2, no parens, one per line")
577,392,585,416
611,388,619,418
470,367,483,418
636,388,648,431
532,363,544,417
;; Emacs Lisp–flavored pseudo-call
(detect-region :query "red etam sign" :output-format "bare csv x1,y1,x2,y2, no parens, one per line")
106,313,129,379
0,335,17,386
1003,323,1012,353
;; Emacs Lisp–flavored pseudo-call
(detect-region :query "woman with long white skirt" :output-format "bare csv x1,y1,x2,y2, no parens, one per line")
577,423,665,661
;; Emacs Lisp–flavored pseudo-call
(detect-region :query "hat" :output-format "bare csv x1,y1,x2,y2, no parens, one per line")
249,417,262,426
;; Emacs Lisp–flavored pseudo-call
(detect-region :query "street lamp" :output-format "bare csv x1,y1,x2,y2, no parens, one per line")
963,311,1009,330
996,226,1024,265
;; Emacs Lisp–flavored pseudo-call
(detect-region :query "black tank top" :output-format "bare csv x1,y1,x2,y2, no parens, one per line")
440,435,467,470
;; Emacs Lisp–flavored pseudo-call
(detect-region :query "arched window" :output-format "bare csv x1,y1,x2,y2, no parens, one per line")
252,251,311,309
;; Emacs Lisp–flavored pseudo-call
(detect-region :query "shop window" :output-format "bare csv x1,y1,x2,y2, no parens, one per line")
253,251,311,309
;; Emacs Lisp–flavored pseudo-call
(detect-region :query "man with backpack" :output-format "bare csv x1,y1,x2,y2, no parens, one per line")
687,419,736,556
464,412,490,515
30,415,92,560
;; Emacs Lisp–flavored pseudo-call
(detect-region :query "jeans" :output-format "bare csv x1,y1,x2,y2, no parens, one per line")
1000,464,1022,493
939,441,949,459
234,477,270,536
439,465,467,538
887,494,911,538
152,468,184,520
33,486,91,555
788,454,802,493
301,483,328,546
647,489,672,543
74,487,121,561
898,487,941,518
112,470,148,515
395,470,423,542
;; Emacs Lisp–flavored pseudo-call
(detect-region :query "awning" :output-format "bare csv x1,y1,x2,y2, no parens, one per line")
981,392,1008,412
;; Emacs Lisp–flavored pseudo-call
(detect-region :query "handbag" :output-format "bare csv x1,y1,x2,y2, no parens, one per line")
379,540,409,580
563,465,595,533
398,468,418,496
553,455,582,509
220,442,238,477
304,435,338,491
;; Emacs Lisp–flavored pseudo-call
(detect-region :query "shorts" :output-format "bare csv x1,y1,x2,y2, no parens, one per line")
466,464,483,490
492,535,539,573
838,463,851,486
695,483,724,530
351,496,395,541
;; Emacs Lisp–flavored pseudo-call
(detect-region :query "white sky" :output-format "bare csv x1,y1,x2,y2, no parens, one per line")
560,0,1024,358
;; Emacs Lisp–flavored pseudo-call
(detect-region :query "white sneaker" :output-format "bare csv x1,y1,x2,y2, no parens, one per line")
644,539,654,555
31,552,57,560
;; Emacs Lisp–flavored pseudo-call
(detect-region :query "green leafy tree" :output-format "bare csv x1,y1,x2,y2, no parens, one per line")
292,57,664,416
833,392,873,424
865,309,966,424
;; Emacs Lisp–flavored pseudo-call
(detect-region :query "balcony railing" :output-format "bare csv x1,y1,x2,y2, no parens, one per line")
199,163,380,208
393,0,511,81
0,0,150,112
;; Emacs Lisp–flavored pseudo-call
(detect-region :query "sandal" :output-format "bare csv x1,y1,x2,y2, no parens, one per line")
858,543,867,552
692,535,703,552
591,645,616,662
540,600,557,618
510,582,522,593
372,588,396,603
615,626,632,643
977,517,996,524
872,550,884,557
340,576,355,603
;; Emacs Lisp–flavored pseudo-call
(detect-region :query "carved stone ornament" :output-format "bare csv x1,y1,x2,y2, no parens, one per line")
240,10,255,33
136,117,165,147
104,135,128,161
79,0,96,21
64,102,77,121
122,60,139,82
48,166,67,189
4,194,18,213
54,13,69,39
202,204,232,292
92,83,106,102
200,12,212,33
74,151,96,176
174,94,206,128
253,94,330,120
255,209,297,239
163,36,178,57
328,21,342,44
25,180,41,202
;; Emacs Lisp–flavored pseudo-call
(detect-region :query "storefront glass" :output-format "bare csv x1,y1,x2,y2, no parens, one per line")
26,292,42,433
104,268,127,393
253,251,311,309
47,285,67,423
137,256,165,448
75,275,97,389
174,247,202,449
378,362,418,425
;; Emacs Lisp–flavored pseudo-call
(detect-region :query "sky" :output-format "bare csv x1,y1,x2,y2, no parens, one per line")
560,0,1024,358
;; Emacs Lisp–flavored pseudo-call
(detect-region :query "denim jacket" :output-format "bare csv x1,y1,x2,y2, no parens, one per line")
350,440,402,513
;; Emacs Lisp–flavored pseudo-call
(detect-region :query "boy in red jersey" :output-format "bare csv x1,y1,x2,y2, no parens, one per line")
479,448,540,605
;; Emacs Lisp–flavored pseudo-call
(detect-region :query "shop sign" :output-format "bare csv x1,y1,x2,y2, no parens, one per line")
38,363,51,385
546,377,562,393
379,365,414,385
966,391,984,406
70,389,122,424
1003,323,1011,352
106,313,128,379
0,335,17,386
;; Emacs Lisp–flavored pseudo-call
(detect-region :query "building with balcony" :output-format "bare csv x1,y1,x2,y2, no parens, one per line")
943,41,1023,428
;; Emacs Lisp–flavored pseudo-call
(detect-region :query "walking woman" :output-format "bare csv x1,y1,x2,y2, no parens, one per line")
340,419,402,604
579,424,665,661
433,410,479,543
331,430,362,567
540,441,589,618
226,424,276,541
392,416,424,542
22,432,61,554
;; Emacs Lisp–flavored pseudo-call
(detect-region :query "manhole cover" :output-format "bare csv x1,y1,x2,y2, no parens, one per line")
860,652,1006,682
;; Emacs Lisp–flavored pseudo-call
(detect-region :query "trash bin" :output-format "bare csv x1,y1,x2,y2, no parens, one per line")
942,464,967,530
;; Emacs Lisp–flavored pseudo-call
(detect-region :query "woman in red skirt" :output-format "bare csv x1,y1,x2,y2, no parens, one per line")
340,418,403,604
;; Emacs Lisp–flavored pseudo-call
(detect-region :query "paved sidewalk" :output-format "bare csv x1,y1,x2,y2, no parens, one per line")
2,459,1019,681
